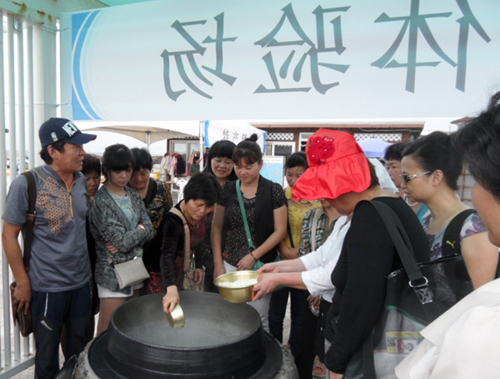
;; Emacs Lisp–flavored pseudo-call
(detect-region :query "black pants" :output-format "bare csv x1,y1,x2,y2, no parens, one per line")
32,281,92,379
269,287,308,355
269,287,317,379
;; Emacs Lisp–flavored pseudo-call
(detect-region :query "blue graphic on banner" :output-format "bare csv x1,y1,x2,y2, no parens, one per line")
72,10,103,120
261,157,284,186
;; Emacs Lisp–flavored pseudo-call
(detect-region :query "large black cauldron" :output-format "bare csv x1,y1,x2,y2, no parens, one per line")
87,292,282,378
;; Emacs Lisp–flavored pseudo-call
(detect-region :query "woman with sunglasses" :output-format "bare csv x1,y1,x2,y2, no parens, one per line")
396,93,500,379
401,132,497,298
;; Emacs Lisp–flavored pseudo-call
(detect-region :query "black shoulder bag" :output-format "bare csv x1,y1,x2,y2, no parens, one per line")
343,201,463,379
10,171,36,337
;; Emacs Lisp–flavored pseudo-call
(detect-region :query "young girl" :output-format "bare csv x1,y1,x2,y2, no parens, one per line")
90,144,154,335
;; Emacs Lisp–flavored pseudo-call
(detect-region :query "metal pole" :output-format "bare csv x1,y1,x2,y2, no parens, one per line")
26,23,35,170
5,12,17,367
17,18,26,175
8,14,17,182
199,120,205,169
0,9,6,370
33,22,58,167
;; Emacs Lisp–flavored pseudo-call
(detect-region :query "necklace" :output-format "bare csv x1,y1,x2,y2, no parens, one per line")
406,199,420,207
241,185,257,198
404,195,419,207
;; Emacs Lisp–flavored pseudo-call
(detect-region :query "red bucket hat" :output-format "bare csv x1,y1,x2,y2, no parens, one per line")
292,129,371,201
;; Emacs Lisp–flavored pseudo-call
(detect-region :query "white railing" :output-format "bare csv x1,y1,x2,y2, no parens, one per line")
0,7,58,376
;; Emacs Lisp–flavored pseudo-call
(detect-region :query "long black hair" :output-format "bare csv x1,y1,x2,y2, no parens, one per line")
403,132,462,191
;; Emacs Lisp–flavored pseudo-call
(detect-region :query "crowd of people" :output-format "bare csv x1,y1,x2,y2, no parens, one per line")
2,91,500,379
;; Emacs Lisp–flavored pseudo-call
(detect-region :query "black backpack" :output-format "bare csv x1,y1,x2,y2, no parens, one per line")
443,209,500,278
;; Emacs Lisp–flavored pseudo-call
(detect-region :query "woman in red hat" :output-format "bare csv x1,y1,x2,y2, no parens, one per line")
253,129,430,379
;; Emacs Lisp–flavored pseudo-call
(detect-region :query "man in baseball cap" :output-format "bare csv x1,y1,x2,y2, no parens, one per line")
39,117,96,147
2,117,96,378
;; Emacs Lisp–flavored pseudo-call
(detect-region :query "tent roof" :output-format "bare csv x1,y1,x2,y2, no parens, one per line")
83,125,194,144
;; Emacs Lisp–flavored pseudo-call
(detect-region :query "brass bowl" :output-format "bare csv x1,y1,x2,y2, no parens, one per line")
166,304,185,328
215,270,261,303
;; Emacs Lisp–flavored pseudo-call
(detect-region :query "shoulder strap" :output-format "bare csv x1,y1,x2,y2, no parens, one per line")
367,201,438,315
361,200,439,378
169,206,191,271
236,179,255,251
287,216,295,248
21,171,36,270
442,209,477,257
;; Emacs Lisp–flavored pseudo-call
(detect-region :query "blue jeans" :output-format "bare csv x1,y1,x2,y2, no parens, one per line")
31,281,92,379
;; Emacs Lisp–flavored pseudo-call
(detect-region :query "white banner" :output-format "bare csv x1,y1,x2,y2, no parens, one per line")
63,0,500,121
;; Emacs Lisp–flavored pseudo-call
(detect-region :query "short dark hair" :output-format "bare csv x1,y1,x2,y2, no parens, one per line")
384,142,407,162
82,154,101,176
285,151,308,170
183,172,222,206
101,144,135,180
131,148,153,171
203,140,238,181
403,132,462,191
453,92,500,199
39,140,66,164
233,134,262,165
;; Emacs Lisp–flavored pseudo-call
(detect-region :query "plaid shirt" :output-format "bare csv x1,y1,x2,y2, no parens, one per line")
299,207,335,256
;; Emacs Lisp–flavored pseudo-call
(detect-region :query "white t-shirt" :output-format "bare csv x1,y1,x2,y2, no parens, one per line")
300,215,351,302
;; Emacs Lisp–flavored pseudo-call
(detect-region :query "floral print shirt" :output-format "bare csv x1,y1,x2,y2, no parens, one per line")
422,212,486,261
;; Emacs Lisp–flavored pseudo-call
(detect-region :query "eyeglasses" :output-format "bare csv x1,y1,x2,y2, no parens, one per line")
400,171,432,184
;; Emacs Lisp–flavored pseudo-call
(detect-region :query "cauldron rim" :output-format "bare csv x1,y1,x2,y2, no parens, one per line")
88,329,283,379
109,292,262,349
100,292,282,378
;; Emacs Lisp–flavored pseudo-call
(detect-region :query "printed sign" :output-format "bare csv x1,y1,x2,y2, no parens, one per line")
63,0,500,121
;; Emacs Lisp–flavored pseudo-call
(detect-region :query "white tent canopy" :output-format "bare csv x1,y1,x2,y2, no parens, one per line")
76,120,265,158
83,124,195,146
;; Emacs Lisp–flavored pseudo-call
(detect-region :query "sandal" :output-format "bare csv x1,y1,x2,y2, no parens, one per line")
312,356,326,378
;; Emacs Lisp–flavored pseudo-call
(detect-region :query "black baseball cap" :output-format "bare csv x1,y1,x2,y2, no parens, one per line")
39,118,97,147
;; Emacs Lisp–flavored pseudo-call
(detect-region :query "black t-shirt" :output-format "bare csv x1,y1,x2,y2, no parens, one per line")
324,197,430,374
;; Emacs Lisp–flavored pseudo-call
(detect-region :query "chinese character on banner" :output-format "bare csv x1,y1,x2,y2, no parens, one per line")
232,131,240,142
161,13,237,101
222,128,230,140
372,0,490,93
254,3,350,95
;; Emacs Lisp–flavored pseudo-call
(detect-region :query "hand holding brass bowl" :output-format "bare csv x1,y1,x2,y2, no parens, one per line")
214,270,262,303
166,304,185,327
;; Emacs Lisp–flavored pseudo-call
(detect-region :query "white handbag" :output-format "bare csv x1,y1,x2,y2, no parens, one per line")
111,256,150,289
